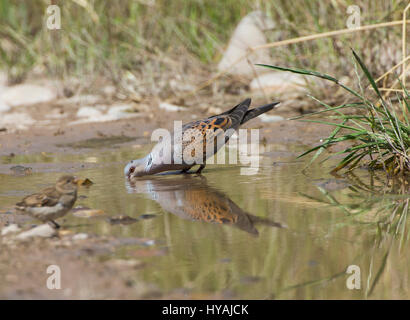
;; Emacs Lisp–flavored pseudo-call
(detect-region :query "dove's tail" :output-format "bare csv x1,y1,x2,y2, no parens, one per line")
240,101,280,124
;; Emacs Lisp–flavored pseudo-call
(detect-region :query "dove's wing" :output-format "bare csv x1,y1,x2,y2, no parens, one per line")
179,99,252,162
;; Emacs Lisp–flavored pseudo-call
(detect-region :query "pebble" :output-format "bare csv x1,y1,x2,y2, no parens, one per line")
73,209,105,218
0,113,35,130
1,84,57,107
107,259,144,269
10,165,33,176
0,100,10,113
72,104,138,124
72,233,89,241
159,102,184,112
16,224,57,241
1,224,21,236
139,214,158,220
107,215,138,225
258,114,285,123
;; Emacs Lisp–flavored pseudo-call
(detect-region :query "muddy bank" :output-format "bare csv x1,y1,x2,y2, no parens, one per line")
0,233,227,299
0,99,330,157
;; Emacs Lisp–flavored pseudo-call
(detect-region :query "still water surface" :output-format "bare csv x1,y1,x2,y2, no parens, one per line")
0,144,408,299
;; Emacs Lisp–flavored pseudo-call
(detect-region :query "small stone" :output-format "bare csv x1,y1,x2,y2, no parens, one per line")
75,178,94,187
258,114,284,123
107,259,144,269
107,215,138,225
1,84,57,107
73,209,105,218
58,229,74,237
0,100,10,113
76,106,103,118
143,240,155,247
72,233,89,241
159,102,184,112
16,224,57,240
0,113,35,130
72,104,138,124
65,94,100,105
1,224,21,236
10,165,32,176
139,214,158,220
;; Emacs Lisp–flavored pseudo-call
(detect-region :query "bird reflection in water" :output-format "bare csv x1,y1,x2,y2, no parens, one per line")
125,176,285,236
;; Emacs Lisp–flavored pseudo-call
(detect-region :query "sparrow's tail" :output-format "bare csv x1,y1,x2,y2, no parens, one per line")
240,101,280,124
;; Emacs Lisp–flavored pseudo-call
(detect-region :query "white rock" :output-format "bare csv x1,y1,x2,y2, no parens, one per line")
0,113,35,130
0,100,10,113
16,224,57,241
65,94,100,105
102,85,116,95
258,114,285,123
106,104,134,119
250,72,308,95
1,84,57,107
1,224,21,236
159,102,184,112
218,11,275,76
72,233,88,241
72,104,138,124
76,106,103,118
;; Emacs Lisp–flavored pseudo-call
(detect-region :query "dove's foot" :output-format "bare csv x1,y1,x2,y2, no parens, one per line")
48,220,60,229
181,168,191,174
195,164,206,175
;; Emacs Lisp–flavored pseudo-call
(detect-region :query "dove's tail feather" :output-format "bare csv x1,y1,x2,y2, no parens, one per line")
241,101,280,124
221,98,252,129
221,98,251,116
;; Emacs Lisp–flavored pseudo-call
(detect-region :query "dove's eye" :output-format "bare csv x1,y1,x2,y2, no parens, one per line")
129,167,135,174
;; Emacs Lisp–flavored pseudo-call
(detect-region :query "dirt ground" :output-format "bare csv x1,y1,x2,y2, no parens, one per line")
0,95,329,157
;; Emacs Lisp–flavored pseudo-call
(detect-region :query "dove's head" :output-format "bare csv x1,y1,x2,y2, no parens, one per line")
56,175,78,193
124,155,151,178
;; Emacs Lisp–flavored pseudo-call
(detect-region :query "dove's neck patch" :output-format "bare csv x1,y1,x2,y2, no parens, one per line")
146,153,153,169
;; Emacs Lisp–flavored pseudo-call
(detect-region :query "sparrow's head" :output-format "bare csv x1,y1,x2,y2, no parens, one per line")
124,156,150,179
56,175,78,193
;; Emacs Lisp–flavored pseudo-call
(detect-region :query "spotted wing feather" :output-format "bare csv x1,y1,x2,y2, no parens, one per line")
180,99,251,162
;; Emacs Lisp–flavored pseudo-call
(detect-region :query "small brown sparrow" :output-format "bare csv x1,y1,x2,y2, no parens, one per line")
15,175,78,228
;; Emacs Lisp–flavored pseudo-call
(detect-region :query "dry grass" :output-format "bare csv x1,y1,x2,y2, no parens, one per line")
0,0,408,95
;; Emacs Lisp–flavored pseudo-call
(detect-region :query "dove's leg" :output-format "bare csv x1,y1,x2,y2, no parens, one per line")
181,166,192,174
48,220,60,229
195,164,206,174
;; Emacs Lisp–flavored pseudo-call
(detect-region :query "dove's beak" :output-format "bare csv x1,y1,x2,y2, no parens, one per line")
124,161,136,178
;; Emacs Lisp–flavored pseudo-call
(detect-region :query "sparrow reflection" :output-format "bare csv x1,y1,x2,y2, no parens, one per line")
125,176,284,236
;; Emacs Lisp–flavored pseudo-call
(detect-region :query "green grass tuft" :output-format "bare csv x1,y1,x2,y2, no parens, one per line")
258,49,410,177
